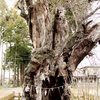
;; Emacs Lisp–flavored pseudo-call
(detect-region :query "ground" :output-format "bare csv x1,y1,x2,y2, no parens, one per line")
0,85,100,100
0,87,22,97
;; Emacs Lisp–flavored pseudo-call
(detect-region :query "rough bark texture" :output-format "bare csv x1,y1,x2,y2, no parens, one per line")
18,0,100,100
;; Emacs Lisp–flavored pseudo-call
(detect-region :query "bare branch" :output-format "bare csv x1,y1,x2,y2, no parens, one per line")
88,24,98,34
82,6,100,21
17,0,29,21
86,20,93,26
68,0,78,32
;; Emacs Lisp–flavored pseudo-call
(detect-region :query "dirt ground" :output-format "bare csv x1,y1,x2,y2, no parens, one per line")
0,87,22,97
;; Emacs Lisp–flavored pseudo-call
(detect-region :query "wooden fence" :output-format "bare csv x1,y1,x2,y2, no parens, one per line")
71,93,96,100
71,89,100,100
0,92,21,100
0,91,99,100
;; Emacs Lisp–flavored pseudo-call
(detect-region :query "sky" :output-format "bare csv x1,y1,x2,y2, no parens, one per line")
1,0,100,78
4,0,17,9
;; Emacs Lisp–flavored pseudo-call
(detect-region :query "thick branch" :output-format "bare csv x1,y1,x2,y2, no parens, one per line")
64,23,100,72
67,39,95,71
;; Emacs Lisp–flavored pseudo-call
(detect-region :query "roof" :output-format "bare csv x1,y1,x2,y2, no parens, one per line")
73,72,87,77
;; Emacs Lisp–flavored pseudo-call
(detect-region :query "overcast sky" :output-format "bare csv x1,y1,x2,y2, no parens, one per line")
4,0,17,9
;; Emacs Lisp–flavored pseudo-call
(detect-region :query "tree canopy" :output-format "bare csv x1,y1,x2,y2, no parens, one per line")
0,0,32,85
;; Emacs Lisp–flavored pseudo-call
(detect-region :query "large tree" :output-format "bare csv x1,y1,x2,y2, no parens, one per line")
17,0,100,100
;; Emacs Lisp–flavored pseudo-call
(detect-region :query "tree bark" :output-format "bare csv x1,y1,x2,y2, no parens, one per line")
17,0,100,100
20,64,24,85
17,65,20,86
13,63,16,87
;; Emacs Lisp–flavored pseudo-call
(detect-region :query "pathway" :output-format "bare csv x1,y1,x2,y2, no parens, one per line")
0,87,22,97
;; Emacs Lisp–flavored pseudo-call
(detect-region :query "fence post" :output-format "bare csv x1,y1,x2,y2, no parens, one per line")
12,91,15,100
18,93,20,100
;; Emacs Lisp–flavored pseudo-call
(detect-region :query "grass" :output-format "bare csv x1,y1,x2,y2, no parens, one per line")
0,85,5,91
0,86,3,89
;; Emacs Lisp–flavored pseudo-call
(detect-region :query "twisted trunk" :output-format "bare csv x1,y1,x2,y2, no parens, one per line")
18,0,100,100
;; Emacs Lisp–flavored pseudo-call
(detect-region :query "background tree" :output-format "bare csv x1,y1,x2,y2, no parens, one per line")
17,0,100,100
0,1,32,86
0,0,8,85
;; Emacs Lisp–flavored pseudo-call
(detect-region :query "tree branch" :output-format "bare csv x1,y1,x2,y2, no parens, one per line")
67,39,96,71
17,0,29,21
68,0,78,32
82,6,100,21
64,23,100,72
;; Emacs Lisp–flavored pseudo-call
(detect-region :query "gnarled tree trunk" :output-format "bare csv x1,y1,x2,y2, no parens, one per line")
18,0,100,100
